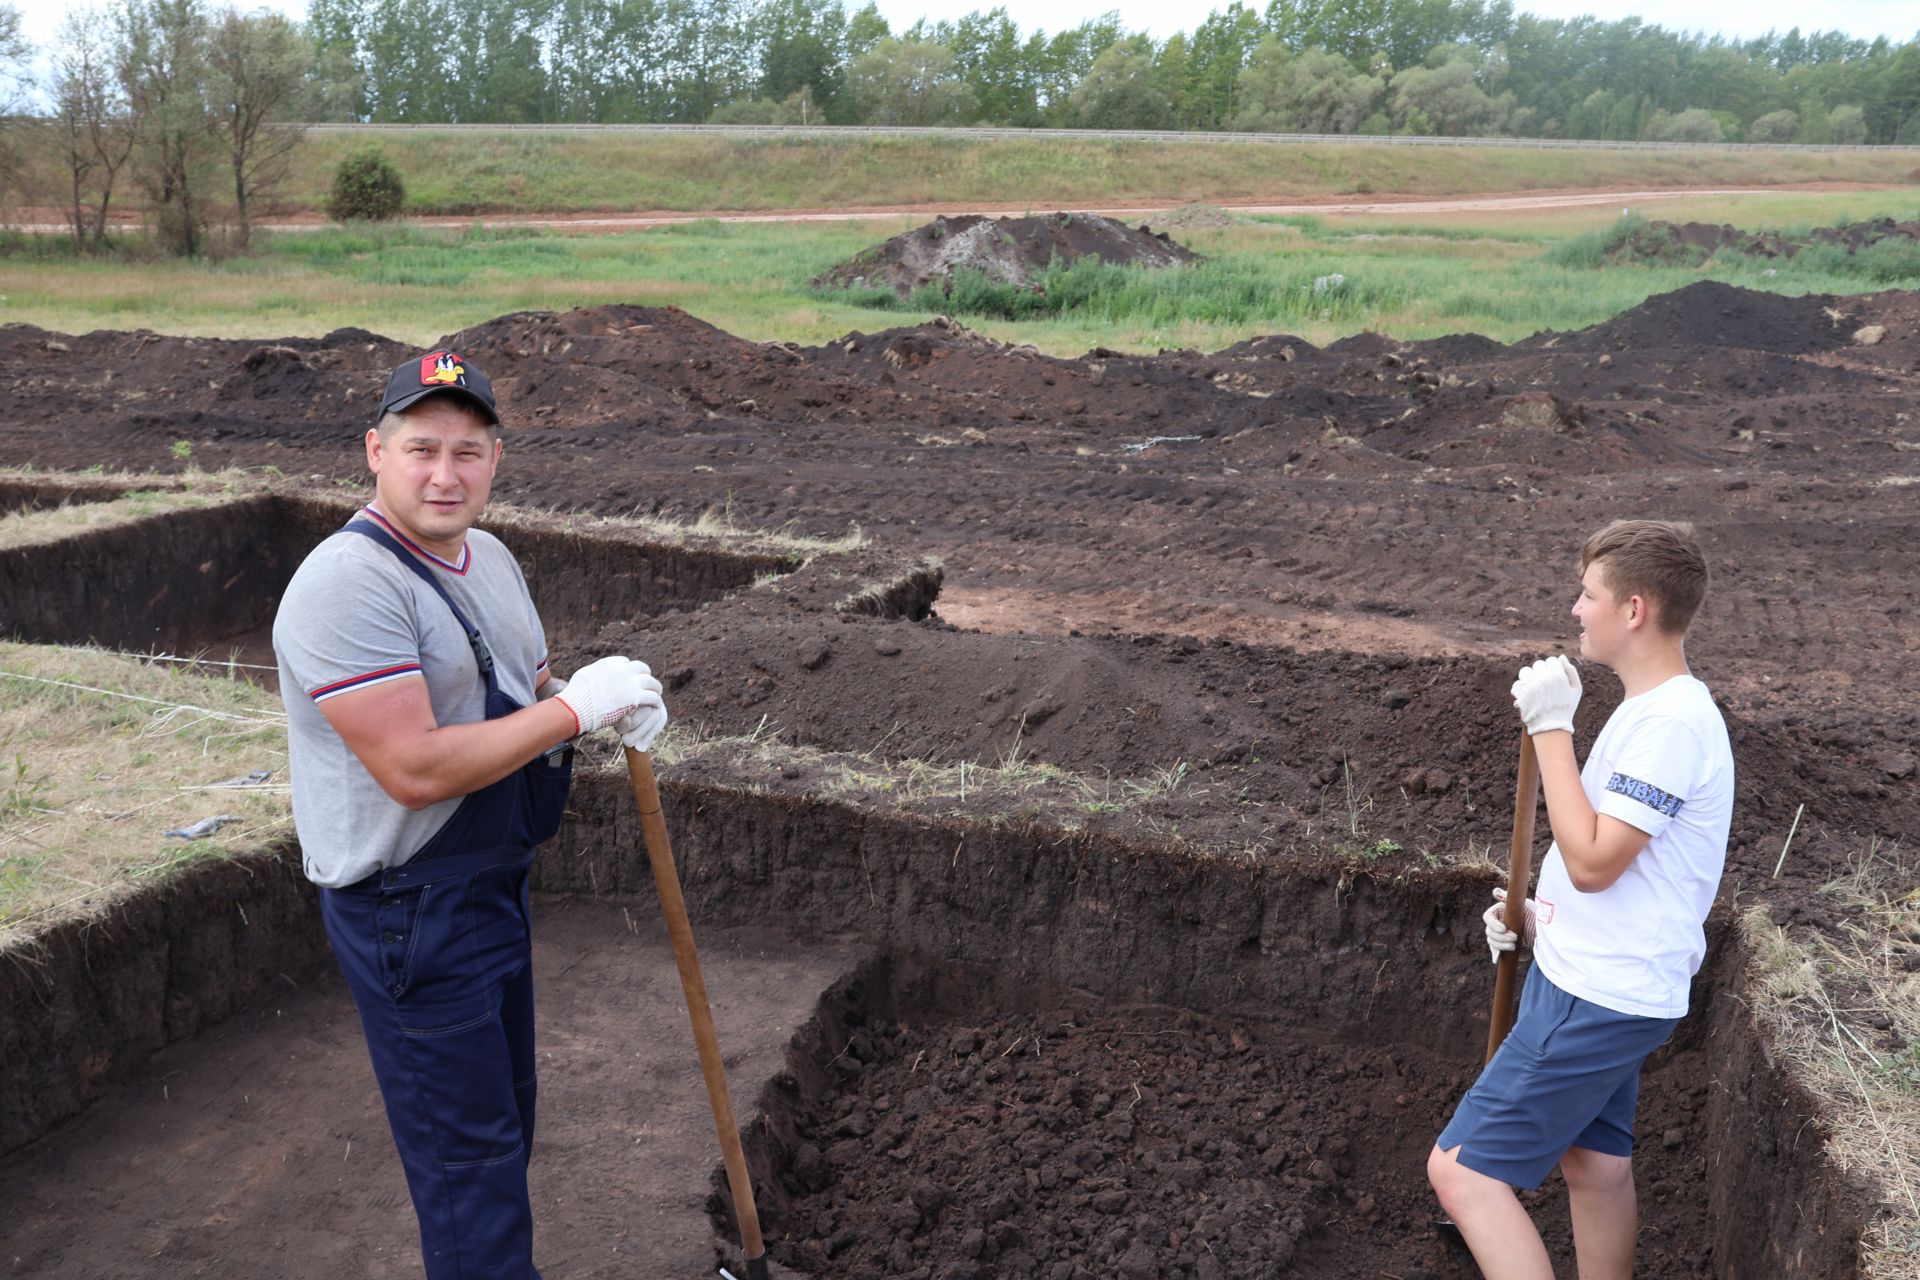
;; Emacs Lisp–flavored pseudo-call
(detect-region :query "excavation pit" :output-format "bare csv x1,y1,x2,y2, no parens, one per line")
7,264,1912,1280
0,747,1867,1279
0,480,806,666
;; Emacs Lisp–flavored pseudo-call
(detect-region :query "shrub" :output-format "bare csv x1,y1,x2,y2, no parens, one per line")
327,148,405,222
1659,109,1724,144
1827,104,1868,145
1747,109,1798,143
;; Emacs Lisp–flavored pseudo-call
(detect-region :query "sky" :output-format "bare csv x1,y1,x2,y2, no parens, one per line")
12,0,1919,54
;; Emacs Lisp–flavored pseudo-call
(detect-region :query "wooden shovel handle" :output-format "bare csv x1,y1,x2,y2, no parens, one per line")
624,747,768,1272
1486,731,1541,1064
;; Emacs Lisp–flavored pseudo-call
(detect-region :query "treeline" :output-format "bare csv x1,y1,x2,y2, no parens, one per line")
299,0,1920,143
2,0,1917,260
1,0,309,253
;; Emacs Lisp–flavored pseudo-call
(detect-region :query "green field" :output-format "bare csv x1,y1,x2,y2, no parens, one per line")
2,188,1916,353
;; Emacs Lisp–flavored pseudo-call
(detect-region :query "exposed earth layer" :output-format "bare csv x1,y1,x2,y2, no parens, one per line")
2,277,1917,1275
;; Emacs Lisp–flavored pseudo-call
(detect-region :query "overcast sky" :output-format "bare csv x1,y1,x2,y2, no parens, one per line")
13,0,1919,54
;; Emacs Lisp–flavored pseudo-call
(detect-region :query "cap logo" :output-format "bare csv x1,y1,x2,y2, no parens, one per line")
420,351,466,388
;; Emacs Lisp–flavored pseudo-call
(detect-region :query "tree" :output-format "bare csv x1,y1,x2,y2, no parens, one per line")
753,0,846,121
1826,102,1867,143
846,37,972,125
1235,39,1383,133
1035,14,1123,122
1746,108,1795,141
1068,35,1171,129
50,5,140,252
948,8,1037,125
0,2,30,205
1390,56,1503,134
1658,107,1723,142
120,0,217,255
1182,3,1263,128
205,9,311,248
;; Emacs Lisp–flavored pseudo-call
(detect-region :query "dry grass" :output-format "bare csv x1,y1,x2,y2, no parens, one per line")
0,487,226,550
534,501,866,558
623,719,1188,832
1744,839,1920,1274
0,642,291,944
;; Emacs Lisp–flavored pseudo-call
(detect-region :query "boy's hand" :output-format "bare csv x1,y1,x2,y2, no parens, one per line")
1510,655,1581,735
1483,887,1537,962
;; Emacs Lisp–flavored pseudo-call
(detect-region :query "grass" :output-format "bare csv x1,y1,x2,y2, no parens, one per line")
1745,840,1920,1275
0,642,292,944
639,717,1192,833
0,487,225,549
524,496,868,559
7,127,1913,220
3,190,1915,354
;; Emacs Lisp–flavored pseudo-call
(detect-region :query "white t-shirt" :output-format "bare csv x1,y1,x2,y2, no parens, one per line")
1531,673,1734,1019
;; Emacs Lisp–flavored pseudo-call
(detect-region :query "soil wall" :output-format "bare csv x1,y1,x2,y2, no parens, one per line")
542,771,1865,1279
0,476,151,515
0,844,327,1158
0,496,305,651
0,495,798,654
0,768,1868,1273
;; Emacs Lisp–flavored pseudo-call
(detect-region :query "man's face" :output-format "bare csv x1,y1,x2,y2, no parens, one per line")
365,397,502,554
1571,559,1635,665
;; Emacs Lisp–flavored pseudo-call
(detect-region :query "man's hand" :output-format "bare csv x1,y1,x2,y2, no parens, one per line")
1483,887,1537,963
554,657,663,736
1510,655,1581,736
616,699,669,753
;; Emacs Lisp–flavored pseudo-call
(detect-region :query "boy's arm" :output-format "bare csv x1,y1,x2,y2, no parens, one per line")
1530,730,1653,892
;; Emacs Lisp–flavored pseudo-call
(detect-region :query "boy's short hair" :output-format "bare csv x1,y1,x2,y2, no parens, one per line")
1581,520,1708,636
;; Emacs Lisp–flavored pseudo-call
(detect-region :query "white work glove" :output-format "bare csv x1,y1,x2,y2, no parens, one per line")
553,657,663,736
615,697,669,753
1510,654,1581,736
1483,887,1538,963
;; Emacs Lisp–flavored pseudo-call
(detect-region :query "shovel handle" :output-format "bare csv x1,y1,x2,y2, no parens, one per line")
624,747,768,1274
1486,731,1541,1064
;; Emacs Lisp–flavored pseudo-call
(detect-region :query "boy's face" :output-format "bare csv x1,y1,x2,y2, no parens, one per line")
1572,559,1635,666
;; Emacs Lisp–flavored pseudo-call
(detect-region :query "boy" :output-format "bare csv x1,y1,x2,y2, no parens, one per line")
1427,520,1734,1280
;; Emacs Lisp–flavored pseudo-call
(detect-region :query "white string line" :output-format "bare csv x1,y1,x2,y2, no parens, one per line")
141,653,281,673
0,670,286,725
0,813,295,930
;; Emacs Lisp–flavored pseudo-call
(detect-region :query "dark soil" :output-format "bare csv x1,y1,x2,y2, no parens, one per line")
1605,215,1920,264
756,979,1717,1280
812,212,1201,297
3,276,1917,1276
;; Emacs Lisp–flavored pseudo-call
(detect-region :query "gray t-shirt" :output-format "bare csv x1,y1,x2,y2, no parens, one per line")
273,507,549,888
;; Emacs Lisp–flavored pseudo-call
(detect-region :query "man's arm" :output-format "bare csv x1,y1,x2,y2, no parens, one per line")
320,676,576,810
1530,730,1653,892
318,655,657,809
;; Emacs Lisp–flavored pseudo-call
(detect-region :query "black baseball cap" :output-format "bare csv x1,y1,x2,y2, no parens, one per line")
378,350,500,426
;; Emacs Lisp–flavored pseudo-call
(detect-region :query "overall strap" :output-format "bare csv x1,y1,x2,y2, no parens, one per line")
340,517,499,695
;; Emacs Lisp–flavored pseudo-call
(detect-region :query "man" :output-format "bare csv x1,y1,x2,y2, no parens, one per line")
1427,520,1734,1280
274,350,666,1279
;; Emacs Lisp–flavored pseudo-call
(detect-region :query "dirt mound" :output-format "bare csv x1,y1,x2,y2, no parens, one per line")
1606,217,1920,265
1542,279,1849,355
813,213,1201,298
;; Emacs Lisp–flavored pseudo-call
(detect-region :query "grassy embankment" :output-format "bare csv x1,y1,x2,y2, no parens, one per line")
0,640,291,943
1,189,1916,353
7,127,1917,219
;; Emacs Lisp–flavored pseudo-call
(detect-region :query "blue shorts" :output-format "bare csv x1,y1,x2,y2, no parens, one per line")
1436,965,1679,1190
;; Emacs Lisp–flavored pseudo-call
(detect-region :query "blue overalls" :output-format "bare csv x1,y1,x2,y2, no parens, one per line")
318,518,572,1280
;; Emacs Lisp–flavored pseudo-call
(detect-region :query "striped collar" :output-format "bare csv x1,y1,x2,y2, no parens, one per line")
360,505,471,574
